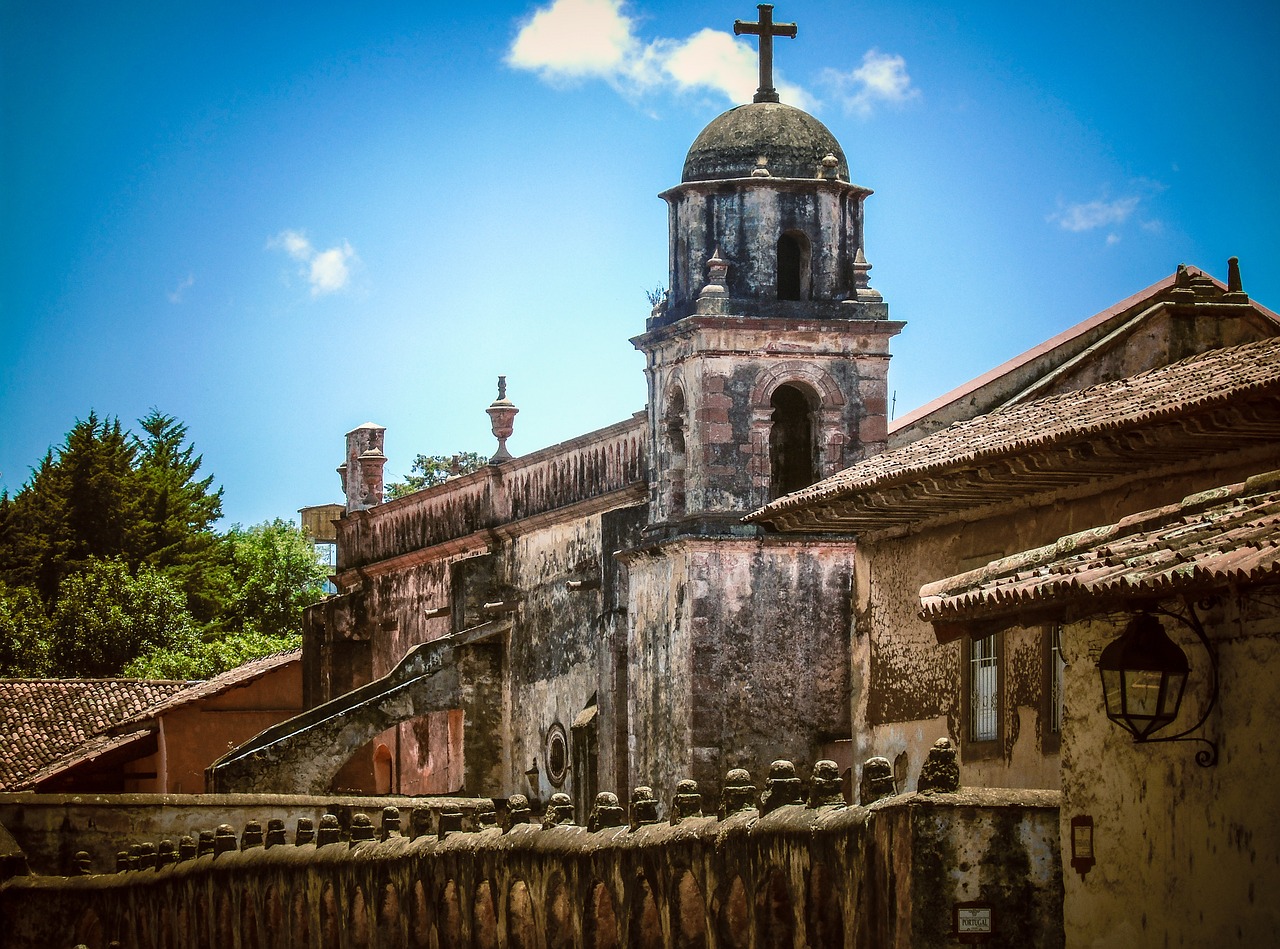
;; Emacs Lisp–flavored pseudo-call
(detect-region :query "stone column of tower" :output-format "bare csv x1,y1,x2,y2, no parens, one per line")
624,83,905,798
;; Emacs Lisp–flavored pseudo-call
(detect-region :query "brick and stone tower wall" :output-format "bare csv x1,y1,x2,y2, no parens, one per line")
626,96,904,797
633,100,903,533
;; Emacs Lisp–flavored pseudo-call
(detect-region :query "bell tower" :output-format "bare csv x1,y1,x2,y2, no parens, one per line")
623,5,904,799
632,5,903,535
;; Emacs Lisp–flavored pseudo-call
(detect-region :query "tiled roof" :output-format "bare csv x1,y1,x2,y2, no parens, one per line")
0,679,189,789
0,649,300,790
888,267,1280,445
111,648,300,727
748,336,1280,533
919,470,1280,637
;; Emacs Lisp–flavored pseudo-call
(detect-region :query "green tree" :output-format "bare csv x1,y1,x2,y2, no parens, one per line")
219,519,329,638
48,558,199,677
125,628,298,680
0,583,52,676
385,452,488,500
0,413,140,601
132,410,225,622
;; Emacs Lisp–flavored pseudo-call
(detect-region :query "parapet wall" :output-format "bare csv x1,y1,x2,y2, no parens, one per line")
337,415,647,574
0,788,1062,949
0,793,488,877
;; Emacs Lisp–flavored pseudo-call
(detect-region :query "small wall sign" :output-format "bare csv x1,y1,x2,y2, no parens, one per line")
952,901,995,943
1070,814,1096,880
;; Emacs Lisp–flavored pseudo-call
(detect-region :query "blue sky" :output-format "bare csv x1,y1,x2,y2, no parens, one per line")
2,0,1277,528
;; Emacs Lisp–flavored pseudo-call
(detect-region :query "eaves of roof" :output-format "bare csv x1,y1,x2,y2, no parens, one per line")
918,470,1280,641
747,337,1280,535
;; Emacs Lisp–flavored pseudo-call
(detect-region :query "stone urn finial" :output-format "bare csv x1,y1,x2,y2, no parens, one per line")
486,375,519,463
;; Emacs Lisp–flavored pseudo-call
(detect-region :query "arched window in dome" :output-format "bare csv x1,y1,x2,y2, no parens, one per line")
777,230,811,301
769,383,816,498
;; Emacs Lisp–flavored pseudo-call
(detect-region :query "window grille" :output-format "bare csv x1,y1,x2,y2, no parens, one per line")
970,633,999,742
1050,624,1066,735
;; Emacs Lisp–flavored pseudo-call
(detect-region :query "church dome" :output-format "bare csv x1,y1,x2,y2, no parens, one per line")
682,101,848,183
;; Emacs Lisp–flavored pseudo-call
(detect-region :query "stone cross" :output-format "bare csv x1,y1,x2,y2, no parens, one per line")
734,4,797,104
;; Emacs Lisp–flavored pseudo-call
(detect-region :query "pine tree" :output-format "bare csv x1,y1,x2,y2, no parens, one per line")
132,410,225,622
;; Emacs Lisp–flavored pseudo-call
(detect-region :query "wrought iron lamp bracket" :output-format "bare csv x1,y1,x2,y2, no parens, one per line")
1136,598,1220,767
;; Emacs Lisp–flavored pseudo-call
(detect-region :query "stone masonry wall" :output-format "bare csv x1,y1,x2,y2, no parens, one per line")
0,786,1061,949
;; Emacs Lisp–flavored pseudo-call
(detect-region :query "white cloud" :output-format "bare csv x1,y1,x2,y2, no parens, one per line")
822,50,919,117
507,0,812,108
268,230,357,297
1106,233,1121,246
167,273,195,304
508,0,636,78
1048,197,1140,233
309,244,355,296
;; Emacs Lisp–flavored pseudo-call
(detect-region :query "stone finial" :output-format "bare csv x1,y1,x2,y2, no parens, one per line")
138,842,157,870
629,786,661,830
178,836,198,862
127,844,142,871
860,756,897,805
486,376,519,463
760,760,804,814
380,806,402,840
197,830,215,858
475,800,499,831
670,779,703,824
295,817,316,846
917,737,961,794
588,792,626,831
115,851,129,873
696,248,732,314
820,153,840,180
410,806,433,840
1225,256,1248,300
241,820,264,850
213,825,237,857
74,851,93,876
336,462,348,497
317,814,343,847
265,819,287,848
1175,263,1193,288
851,248,883,304
156,841,176,869
438,807,464,839
357,448,388,508
752,156,771,177
505,795,532,831
807,759,846,808
542,792,576,829
350,813,376,844
720,768,758,818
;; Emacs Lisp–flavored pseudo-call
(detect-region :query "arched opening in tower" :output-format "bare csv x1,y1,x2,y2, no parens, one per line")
769,384,816,498
776,231,810,300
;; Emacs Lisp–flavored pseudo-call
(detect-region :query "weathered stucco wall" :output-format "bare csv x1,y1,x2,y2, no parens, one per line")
159,663,303,794
856,454,1280,792
1059,595,1280,947
626,539,853,797
507,507,644,813
0,789,1061,949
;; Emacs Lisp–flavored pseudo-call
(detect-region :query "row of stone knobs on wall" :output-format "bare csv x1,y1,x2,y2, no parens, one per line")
96,740,958,875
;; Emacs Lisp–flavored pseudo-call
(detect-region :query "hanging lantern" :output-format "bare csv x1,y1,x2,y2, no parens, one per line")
1097,613,1189,741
